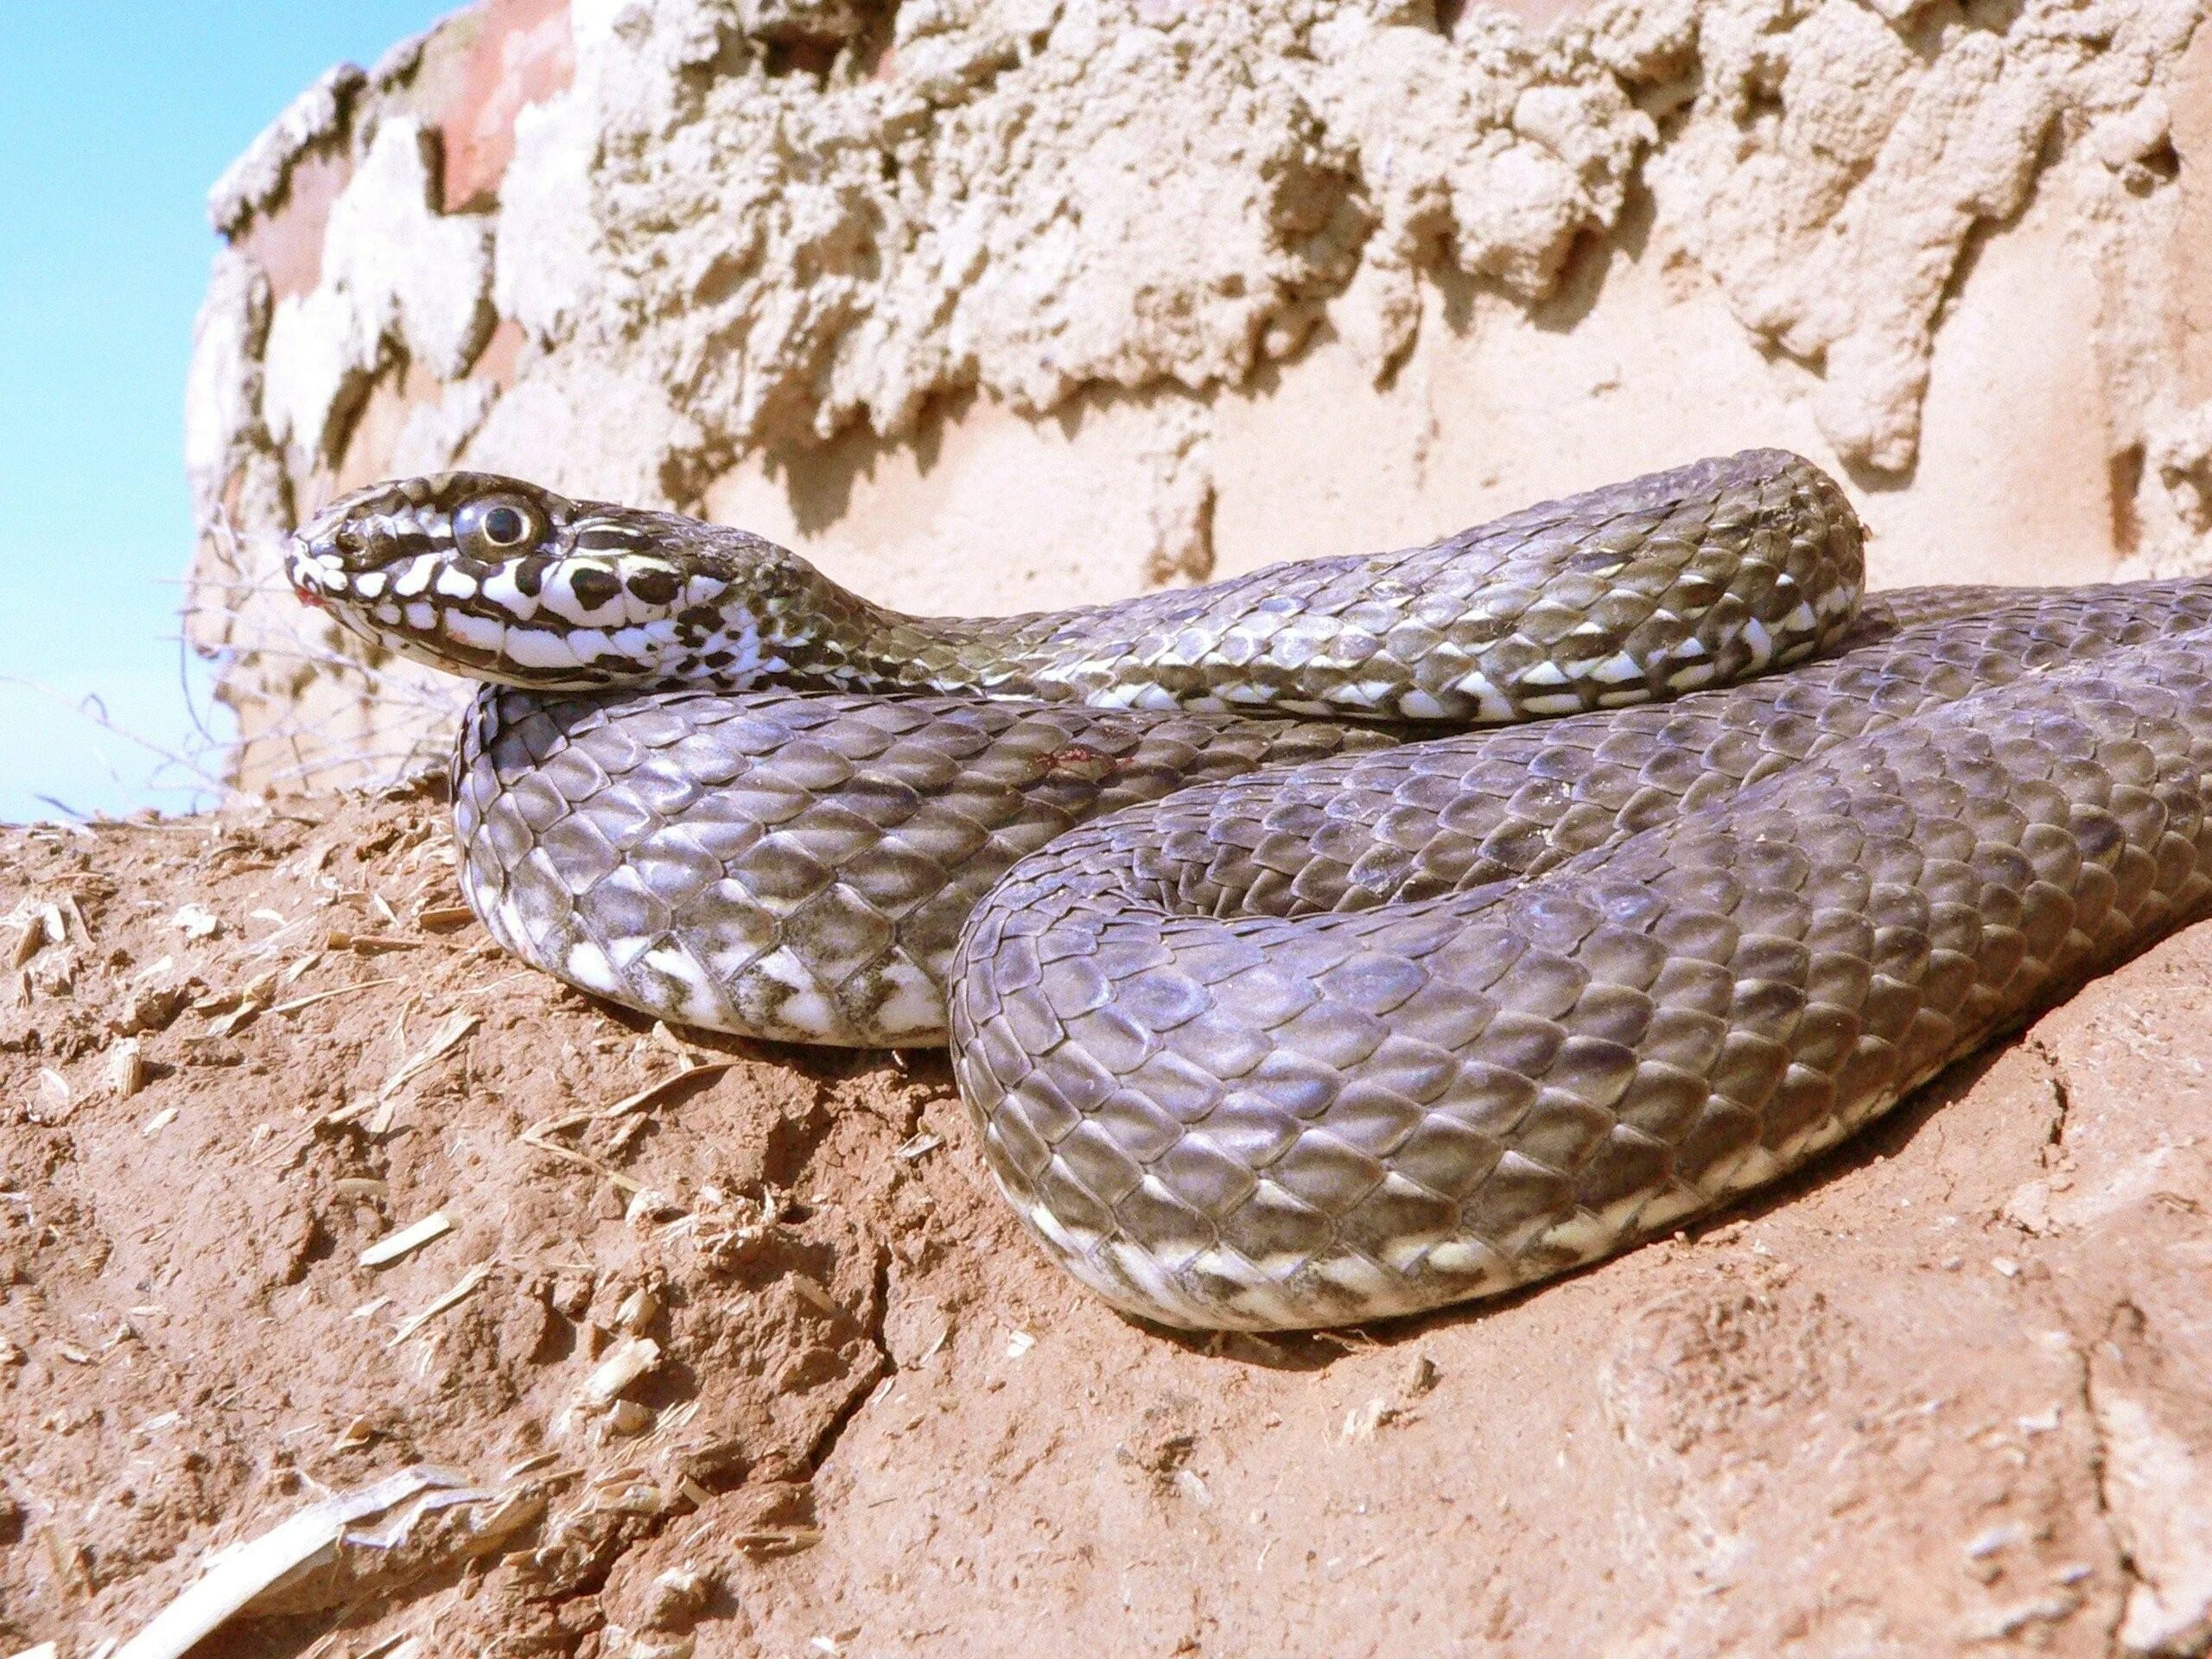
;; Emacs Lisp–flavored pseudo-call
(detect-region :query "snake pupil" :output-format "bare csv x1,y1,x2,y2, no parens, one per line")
483,505,527,546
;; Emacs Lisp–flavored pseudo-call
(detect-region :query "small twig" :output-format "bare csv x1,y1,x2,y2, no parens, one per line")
518,1126,645,1196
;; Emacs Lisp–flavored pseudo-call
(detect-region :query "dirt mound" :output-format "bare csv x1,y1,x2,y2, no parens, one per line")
3,786,2209,1656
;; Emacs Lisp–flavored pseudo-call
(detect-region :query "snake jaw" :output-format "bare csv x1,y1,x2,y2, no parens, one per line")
283,472,818,693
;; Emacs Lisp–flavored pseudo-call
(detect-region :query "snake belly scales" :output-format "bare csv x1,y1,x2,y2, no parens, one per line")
287,450,2212,1331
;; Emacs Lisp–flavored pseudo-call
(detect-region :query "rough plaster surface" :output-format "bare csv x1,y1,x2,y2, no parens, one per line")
183,0,2212,790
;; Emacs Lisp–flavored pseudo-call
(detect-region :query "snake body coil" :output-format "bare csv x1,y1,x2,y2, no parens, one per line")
289,454,2212,1329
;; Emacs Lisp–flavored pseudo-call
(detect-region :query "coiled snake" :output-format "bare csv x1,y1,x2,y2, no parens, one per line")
288,452,2212,1330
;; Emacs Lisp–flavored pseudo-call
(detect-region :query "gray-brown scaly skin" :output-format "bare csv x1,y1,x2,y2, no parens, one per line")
454,691,1399,1045
446,583,2120,1049
295,449,1861,1048
291,451,2212,1329
289,452,1862,718
950,584,2212,1326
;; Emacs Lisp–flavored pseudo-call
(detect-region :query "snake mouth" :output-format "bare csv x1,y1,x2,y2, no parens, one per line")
285,480,781,692
288,550,759,691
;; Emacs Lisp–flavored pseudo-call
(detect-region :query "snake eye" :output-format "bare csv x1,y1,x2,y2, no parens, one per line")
455,495,543,558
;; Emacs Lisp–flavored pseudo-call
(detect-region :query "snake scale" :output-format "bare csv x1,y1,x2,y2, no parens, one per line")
287,451,2212,1330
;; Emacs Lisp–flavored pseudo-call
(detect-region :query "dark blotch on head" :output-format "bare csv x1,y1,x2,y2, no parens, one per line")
627,568,682,607
569,566,623,613
576,526,645,551
515,556,552,598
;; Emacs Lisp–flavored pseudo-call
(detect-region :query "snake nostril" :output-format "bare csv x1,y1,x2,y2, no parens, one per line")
286,554,331,607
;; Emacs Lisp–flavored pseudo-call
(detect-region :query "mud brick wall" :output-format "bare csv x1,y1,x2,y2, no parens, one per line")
185,0,2212,791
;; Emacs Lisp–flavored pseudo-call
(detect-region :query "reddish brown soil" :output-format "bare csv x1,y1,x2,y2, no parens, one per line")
3,787,2209,1658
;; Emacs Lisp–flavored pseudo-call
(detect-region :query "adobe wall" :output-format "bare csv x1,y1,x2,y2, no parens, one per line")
183,0,2212,789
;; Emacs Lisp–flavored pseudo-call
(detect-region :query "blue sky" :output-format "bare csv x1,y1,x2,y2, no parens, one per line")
0,4,448,823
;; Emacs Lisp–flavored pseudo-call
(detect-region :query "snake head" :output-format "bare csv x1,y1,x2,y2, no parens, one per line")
285,472,804,690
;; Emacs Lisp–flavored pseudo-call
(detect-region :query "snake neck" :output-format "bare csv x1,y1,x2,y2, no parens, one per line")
750,448,1870,722
744,560,1066,699
293,452,1865,724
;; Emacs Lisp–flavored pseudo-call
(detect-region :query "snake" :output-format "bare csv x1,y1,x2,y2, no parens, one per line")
284,451,2212,1331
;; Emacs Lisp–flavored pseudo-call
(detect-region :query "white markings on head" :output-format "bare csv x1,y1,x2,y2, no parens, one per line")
503,627,585,671
563,627,613,664
481,568,537,620
541,562,620,626
691,609,769,683
444,609,505,653
608,625,666,662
